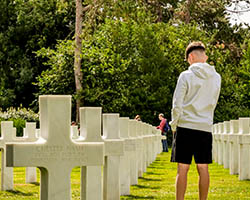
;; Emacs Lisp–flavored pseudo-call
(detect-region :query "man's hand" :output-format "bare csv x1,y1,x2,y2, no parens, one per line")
172,131,176,134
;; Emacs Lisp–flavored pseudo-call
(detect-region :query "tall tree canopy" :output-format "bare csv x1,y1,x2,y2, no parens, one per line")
0,0,75,108
1,0,250,124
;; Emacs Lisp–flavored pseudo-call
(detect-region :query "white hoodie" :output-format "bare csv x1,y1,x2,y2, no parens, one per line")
169,62,221,132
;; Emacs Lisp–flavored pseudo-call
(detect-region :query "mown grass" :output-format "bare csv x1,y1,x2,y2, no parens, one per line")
0,151,250,199
121,151,250,200
0,166,81,200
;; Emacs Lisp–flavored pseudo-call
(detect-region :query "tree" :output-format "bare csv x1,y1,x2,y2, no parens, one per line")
0,0,75,109
74,0,83,123
35,19,215,124
2,0,250,125
238,38,250,116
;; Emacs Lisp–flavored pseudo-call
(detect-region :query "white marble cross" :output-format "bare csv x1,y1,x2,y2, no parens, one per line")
152,125,161,160
155,127,162,155
6,95,104,200
148,125,156,164
145,124,153,166
238,117,250,180
128,120,138,185
78,107,104,200
0,121,39,190
217,122,224,165
23,122,39,183
222,121,230,169
142,122,148,173
0,121,16,190
229,120,239,175
212,124,219,163
102,114,124,200
135,121,144,178
119,117,131,195
79,112,124,200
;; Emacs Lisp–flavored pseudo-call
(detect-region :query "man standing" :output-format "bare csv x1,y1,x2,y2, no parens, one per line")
157,113,169,152
170,42,221,200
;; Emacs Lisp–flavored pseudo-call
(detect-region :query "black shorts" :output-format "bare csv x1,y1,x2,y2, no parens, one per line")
171,127,212,164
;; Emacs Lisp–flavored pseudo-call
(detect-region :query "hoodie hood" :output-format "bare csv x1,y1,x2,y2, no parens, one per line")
189,62,216,79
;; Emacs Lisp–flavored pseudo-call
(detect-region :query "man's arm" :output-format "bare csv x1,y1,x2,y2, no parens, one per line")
169,73,187,132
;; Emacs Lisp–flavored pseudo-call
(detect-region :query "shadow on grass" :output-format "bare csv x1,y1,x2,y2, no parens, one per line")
145,172,163,175
134,184,161,190
31,182,40,186
139,177,162,182
6,190,33,196
147,165,165,168
121,194,155,199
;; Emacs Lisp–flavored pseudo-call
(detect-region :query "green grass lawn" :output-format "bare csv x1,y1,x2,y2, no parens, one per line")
121,151,250,200
0,151,250,199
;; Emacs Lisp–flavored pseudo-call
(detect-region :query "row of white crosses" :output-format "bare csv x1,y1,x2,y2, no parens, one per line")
119,117,162,195
212,117,250,180
4,95,162,200
0,120,83,191
0,121,40,190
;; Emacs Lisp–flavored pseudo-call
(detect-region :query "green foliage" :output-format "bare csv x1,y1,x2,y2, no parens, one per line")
35,40,75,95
0,107,39,121
237,38,250,117
173,0,248,45
35,18,215,124
36,15,250,124
0,82,15,108
0,107,39,136
1,0,250,124
206,43,242,121
0,0,75,109
34,40,75,113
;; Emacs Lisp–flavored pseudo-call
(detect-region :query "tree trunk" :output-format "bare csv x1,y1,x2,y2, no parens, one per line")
185,0,193,24
156,1,163,22
74,0,83,123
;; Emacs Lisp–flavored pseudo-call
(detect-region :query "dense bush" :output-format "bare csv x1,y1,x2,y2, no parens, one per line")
35,18,248,125
0,107,39,136
238,39,250,116
0,0,75,109
36,20,207,125
1,0,250,127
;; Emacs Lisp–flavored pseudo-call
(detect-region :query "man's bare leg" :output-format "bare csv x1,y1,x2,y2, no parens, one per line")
196,164,209,200
176,163,190,200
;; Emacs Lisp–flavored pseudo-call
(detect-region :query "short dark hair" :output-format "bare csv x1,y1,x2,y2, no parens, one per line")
185,41,205,60
159,113,164,117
